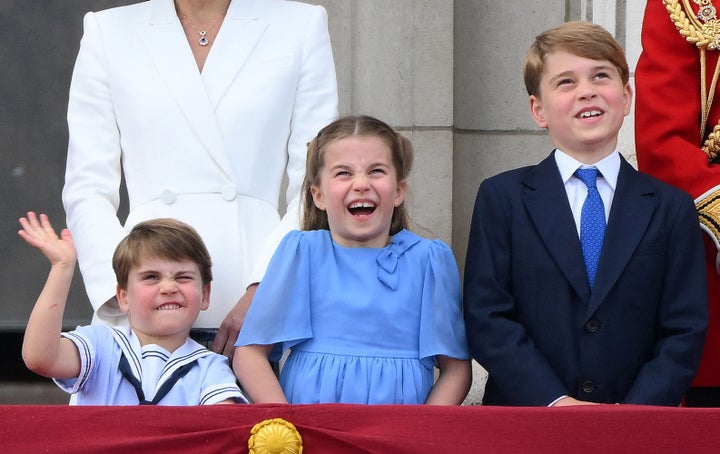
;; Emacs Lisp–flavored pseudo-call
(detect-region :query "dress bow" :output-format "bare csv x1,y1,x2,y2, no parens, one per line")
375,230,419,290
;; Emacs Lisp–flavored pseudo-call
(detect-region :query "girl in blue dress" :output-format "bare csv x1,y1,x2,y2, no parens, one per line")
234,115,471,404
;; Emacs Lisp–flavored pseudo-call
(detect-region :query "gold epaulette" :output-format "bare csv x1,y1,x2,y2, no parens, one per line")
664,0,720,49
664,1,720,160
697,187,720,260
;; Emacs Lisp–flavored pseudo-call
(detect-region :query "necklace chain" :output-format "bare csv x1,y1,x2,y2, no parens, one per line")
182,13,223,47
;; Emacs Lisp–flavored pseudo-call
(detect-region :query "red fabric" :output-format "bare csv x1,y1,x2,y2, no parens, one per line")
635,0,720,386
1,404,720,453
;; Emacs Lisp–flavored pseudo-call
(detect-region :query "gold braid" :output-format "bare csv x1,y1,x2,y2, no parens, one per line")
705,123,720,161
664,1,720,260
664,0,720,48
664,0,720,160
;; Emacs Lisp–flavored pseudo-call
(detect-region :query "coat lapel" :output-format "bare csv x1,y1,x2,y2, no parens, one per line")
587,157,656,317
201,0,269,109
137,0,234,180
523,153,591,300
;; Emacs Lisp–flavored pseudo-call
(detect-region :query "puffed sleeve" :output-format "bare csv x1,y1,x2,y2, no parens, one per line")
236,230,313,362
418,239,470,366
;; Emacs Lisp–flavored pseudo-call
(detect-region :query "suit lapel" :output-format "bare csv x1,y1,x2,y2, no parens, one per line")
201,0,269,109
523,153,590,300
587,157,656,317
138,0,234,180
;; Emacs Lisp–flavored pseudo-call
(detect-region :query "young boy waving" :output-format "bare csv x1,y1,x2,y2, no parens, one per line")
19,213,246,405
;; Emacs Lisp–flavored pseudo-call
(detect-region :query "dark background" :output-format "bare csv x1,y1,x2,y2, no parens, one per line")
0,1,140,379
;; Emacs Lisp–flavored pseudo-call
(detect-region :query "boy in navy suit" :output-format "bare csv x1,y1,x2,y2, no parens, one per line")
463,21,708,406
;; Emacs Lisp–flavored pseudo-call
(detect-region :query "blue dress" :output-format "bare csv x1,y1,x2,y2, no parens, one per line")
236,229,469,404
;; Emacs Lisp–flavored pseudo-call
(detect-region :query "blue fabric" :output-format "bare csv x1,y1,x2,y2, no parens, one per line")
575,168,606,287
236,229,469,404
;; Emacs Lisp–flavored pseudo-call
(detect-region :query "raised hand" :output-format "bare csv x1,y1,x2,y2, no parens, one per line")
19,212,81,379
18,212,77,267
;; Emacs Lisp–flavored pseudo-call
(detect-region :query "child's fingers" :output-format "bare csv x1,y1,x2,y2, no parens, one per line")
18,212,59,244
24,211,40,229
59,228,73,244
19,212,43,234
38,213,57,234
18,226,44,248
19,214,76,264
18,213,39,240
17,229,33,244
18,216,31,232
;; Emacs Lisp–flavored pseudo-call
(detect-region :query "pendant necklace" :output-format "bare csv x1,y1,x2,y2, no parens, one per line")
182,13,223,47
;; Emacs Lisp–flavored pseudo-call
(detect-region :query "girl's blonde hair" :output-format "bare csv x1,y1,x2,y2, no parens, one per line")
302,115,413,234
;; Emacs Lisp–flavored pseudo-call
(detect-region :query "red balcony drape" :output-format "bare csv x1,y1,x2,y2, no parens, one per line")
1,403,719,453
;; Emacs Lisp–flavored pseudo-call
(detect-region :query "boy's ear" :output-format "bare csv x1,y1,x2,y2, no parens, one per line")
311,185,326,211
529,95,548,128
200,283,211,311
622,82,633,116
116,285,130,314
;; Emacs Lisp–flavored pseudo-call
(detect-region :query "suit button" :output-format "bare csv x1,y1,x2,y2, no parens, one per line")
160,189,176,204
582,381,595,394
221,185,237,201
585,320,600,333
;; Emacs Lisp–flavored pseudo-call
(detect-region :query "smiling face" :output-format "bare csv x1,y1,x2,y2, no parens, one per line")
310,135,406,248
529,50,632,163
117,256,210,351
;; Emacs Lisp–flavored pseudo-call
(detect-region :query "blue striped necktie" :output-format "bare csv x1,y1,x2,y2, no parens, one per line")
574,168,606,287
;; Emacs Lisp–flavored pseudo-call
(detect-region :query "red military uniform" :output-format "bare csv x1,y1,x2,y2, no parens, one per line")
636,0,720,403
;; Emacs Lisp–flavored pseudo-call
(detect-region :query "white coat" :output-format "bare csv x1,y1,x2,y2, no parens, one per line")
62,0,338,328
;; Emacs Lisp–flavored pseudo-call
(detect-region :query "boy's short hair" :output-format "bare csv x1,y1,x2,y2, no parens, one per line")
523,21,630,97
112,218,212,289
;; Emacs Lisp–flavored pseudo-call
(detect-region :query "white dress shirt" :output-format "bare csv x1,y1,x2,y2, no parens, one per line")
554,149,620,238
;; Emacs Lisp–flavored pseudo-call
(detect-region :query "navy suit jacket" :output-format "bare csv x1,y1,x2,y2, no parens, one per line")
463,152,708,406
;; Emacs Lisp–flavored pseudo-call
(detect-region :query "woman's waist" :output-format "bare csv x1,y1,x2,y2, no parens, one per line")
128,185,279,209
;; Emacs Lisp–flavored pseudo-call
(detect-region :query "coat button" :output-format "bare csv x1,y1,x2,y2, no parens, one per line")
160,189,176,204
585,319,600,333
221,185,237,201
582,381,595,394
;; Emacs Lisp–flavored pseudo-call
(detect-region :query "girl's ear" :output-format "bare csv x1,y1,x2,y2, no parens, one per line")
311,185,326,211
394,179,407,207
116,284,130,314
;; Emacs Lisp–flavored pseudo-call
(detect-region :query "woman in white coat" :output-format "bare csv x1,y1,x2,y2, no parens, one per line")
62,0,338,357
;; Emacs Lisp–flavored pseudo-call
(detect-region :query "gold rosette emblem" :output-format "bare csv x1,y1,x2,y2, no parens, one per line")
248,418,303,454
